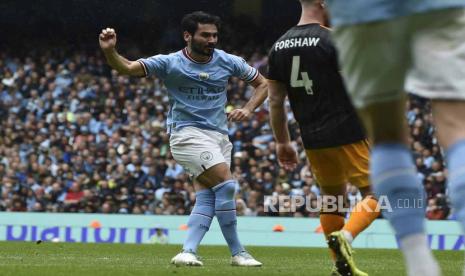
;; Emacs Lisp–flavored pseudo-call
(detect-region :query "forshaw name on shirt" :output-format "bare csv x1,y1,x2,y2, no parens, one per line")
274,37,320,51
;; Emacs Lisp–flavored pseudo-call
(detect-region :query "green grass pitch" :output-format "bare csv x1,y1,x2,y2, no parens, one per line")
0,242,462,275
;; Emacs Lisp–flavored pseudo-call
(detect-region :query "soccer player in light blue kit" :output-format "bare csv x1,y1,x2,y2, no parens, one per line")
99,11,267,267
326,1,465,275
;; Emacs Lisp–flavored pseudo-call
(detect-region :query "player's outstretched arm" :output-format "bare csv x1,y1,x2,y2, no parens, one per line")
228,73,268,122
268,80,298,171
99,27,145,77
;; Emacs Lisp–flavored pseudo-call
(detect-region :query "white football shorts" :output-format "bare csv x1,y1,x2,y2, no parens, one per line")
169,126,232,178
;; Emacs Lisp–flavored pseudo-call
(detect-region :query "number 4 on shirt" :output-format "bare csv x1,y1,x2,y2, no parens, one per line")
290,55,313,95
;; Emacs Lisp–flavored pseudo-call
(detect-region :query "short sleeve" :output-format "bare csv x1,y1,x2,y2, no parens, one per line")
267,48,282,82
229,55,259,82
137,54,170,79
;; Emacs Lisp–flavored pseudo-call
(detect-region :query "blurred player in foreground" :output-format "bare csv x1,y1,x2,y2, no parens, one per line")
99,11,267,267
267,1,379,275
326,0,465,275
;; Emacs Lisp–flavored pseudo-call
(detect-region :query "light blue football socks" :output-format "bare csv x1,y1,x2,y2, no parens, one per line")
371,143,440,275
371,144,425,239
183,189,215,253
213,179,245,256
182,179,245,256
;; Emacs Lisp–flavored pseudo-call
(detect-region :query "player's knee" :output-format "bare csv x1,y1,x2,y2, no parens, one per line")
214,181,236,199
213,181,237,210
197,163,232,187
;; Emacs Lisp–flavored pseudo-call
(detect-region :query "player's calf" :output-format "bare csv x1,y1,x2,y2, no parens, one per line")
213,179,245,256
182,189,215,253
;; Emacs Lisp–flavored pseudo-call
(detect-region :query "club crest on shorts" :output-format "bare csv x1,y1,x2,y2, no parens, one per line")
199,72,209,81
200,151,213,161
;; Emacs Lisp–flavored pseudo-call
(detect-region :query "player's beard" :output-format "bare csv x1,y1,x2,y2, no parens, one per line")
191,39,215,57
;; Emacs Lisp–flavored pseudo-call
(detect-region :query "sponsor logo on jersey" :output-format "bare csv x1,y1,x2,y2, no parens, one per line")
179,86,226,94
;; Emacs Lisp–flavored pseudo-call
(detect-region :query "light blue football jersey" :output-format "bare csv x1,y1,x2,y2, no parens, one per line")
138,48,258,134
326,0,465,26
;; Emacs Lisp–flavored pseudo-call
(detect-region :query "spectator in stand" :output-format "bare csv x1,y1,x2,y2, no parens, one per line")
0,15,451,221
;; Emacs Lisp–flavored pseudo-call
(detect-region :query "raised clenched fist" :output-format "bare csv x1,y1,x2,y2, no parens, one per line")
99,27,117,51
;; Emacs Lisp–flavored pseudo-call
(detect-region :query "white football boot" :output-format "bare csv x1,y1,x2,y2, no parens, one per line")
171,251,203,266
231,251,262,267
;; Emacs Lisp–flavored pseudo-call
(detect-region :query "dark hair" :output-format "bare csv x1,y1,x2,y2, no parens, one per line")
181,11,221,35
